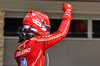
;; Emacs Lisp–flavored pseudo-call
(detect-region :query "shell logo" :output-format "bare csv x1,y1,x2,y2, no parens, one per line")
68,4,71,7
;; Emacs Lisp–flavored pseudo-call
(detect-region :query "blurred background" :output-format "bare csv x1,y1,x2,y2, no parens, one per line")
0,0,100,66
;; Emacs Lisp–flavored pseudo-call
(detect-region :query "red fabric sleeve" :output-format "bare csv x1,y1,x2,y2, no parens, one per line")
44,18,71,50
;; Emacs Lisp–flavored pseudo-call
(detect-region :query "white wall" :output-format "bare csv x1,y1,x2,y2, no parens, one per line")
0,1,99,19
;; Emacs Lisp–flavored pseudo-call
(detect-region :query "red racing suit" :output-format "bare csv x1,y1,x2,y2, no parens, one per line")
14,3,72,66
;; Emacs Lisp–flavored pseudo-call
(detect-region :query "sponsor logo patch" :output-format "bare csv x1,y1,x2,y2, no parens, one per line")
15,48,31,57
20,57,27,66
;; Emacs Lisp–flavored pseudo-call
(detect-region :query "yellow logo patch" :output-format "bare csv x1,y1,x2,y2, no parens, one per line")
68,4,71,7
67,9,71,11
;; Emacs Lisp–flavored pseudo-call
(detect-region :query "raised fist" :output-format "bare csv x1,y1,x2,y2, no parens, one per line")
62,3,73,13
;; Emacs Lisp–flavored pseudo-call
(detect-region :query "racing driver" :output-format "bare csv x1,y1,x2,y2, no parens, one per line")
14,3,73,66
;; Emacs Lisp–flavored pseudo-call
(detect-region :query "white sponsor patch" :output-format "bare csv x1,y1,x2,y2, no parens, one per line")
15,48,31,57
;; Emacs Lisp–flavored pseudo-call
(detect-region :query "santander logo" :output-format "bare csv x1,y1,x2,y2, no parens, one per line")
15,48,31,57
